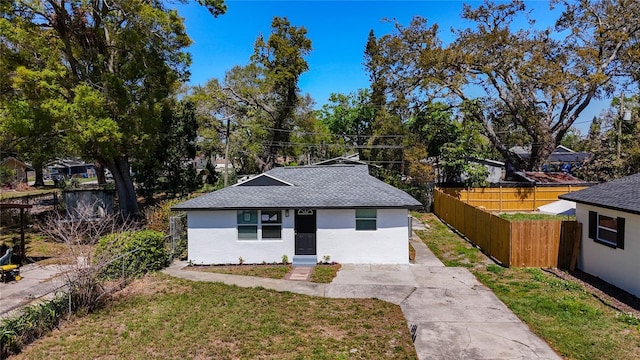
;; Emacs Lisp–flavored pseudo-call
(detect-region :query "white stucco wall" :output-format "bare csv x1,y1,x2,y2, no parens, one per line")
186,208,410,265
316,208,409,264
187,210,295,265
576,204,640,298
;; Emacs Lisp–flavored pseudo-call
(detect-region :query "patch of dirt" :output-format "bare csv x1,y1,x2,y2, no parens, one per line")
110,275,189,299
546,268,640,316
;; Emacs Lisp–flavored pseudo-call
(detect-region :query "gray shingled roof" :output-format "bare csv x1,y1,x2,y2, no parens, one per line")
559,173,640,215
173,165,423,210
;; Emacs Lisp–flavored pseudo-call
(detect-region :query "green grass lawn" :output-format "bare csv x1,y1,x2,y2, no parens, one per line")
13,274,416,359
0,188,57,200
194,264,294,278
193,263,342,284
498,212,576,221
413,212,640,360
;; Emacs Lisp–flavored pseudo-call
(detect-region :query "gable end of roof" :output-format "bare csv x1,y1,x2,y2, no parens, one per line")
233,173,294,187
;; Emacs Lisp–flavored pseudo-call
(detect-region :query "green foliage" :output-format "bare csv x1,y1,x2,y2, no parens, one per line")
0,165,14,185
486,264,505,274
310,264,341,283
373,1,639,171
144,198,187,234
191,16,313,174
319,89,374,149
499,213,576,221
2,0,226,215
96,230,169,279
616,312,640,326
576,96,640,181
372,167,427,207
134,100,200,198
0,294,70,358
431,118,489,186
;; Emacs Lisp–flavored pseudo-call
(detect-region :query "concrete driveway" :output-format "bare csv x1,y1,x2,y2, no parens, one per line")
0,263,70,319
331,260,561,359
164,232,561,360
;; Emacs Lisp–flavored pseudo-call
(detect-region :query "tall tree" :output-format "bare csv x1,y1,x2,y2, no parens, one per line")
363,30,406,171
250,16,312,171
318,89,375,155
375,0,640,171
0,4,66,186
196,17,312,173
133,99,200,198
578,95,640,181
2,0,226,216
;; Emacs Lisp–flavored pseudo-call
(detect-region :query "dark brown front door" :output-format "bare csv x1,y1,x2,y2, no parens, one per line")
295,209,316,255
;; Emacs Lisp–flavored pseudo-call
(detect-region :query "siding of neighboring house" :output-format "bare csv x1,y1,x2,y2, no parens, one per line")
316,208,409,264
186,208,409,265
576,204,640,298
1,158,30,183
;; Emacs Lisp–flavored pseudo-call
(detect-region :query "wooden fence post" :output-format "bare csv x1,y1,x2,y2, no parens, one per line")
570,223,582,271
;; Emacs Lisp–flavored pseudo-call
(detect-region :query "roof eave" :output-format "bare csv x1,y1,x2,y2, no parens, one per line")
558,195,640,216
172,204,423,212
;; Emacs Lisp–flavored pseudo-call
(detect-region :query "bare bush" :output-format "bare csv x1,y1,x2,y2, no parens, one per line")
38,207,140,310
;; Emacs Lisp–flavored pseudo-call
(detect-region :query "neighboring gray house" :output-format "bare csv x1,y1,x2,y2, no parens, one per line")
173,165,422,265
510,145,590,173
560,173,640,297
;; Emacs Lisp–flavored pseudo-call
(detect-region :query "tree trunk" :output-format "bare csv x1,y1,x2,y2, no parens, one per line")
94,160,106,185
527,137,556,171
105,156,139,218
33,162,45,187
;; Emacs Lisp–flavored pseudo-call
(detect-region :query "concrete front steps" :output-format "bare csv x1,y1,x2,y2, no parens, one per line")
292,255,317,267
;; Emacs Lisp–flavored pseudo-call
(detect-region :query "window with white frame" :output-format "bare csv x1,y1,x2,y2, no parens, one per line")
355,209,377,231
237,210,282,240
588,211,625,249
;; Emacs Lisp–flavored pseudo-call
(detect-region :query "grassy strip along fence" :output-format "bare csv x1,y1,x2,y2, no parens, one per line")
1,293,73,358
434,189,580,267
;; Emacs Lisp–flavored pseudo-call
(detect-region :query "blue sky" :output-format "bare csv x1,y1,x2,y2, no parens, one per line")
172,0,610,134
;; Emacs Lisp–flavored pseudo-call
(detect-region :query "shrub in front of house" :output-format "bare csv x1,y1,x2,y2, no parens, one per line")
96,230,169,279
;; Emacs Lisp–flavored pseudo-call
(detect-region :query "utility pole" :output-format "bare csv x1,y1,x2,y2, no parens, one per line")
618,92,624,160
224,117,231,187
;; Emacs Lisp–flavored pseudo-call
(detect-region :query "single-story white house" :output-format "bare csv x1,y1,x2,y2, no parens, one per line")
560,173,640,298
173,165,423,265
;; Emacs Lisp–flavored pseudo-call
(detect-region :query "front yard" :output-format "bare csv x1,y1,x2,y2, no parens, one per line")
11,273,416,359
414,212,640,360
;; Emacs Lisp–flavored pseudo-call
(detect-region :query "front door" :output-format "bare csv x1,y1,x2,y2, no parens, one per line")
295,209,316,255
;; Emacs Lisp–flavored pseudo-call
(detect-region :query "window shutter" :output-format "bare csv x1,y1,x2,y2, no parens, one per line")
588,211,597,240
617,217,625,249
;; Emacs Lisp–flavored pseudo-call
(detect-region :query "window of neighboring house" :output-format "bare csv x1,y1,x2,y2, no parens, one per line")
237,210,282,240
237,210,258,240
261,210,282,239
356,209,377,231
588,211,625,249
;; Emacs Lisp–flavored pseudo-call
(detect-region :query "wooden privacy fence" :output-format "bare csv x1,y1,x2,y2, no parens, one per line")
434,189,581,268
439,185,588,212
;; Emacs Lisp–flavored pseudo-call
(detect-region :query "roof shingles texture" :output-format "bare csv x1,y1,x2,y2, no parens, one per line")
173,165,422,210
560,173,640,214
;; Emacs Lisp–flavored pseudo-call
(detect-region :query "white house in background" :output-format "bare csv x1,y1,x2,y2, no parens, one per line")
560,173,640,298
172,165,422,265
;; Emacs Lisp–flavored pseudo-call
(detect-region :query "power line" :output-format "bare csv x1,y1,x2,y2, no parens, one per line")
263,141,404,149
233,123,405,139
